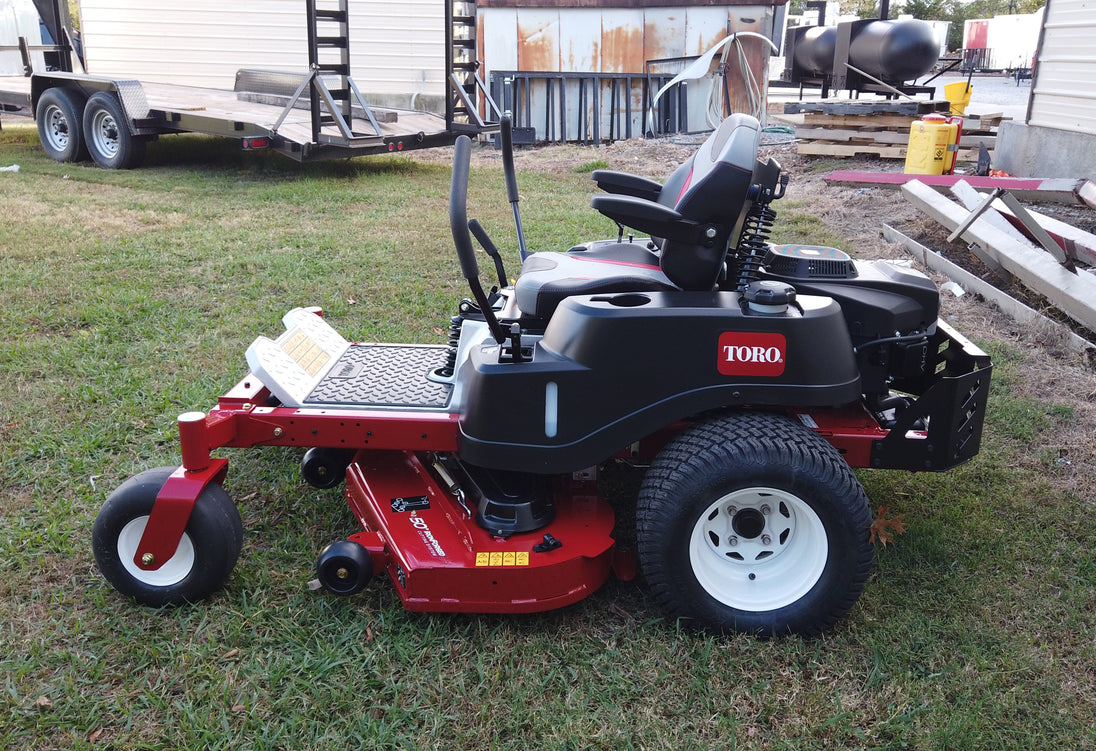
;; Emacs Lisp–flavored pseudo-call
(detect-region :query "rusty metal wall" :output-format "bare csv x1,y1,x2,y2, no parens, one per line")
480,5,775,140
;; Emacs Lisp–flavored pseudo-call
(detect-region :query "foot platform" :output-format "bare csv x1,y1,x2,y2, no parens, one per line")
245,308,451,409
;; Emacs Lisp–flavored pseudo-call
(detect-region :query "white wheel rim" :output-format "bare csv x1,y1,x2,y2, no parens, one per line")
44,105,70,150
90,109,120,157
689,487,828,612
117,516,195,587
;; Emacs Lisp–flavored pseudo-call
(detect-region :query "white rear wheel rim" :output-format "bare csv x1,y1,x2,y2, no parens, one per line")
689,487,828,612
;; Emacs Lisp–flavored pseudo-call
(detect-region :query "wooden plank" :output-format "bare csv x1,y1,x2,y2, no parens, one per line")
796,127,997,150
826,170,1090,205
783,98,949,116
803,113,919,129
950,181,1032,245
1080,181,1096,212
882,224,1094,355
800,143,983,161
901,179,1096,333
989,198,1096,268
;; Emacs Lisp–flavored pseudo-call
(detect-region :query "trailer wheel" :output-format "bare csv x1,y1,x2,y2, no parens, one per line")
83,91,146,169
637,412,874,636
92,466,243,606
36,87,87,162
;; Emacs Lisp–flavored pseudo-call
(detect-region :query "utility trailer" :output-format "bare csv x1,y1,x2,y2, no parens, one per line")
0,0,496,167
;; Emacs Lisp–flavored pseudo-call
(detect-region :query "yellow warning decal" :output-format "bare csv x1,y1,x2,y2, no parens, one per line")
281,329,330,376
475,550,530,567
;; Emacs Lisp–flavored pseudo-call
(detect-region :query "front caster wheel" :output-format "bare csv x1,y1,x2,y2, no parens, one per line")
92,466,243,606
637,412,874,636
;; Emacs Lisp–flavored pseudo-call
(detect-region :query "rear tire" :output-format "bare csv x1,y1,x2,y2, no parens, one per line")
92,466,243,606
83,91,146,169
637,412,874,636
36,87,87,162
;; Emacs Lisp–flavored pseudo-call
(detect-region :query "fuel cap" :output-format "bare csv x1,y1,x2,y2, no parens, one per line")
743,280,796,313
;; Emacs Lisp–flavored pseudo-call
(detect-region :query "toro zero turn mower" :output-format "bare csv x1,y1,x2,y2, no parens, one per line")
92,115,991,636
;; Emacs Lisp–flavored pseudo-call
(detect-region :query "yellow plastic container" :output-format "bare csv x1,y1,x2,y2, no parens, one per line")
944,81,972,115
904,114,961,175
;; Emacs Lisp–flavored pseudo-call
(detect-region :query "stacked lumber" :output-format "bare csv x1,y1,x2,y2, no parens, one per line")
898,177,1096,344
782,99,1005,163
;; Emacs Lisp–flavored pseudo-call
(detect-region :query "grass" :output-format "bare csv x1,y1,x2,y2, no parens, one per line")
2,122,1094,750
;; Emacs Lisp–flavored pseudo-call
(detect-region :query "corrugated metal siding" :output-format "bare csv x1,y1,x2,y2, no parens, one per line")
483,6,767,74
1029,0,1096,136
77,0,444,98
482,5,771,139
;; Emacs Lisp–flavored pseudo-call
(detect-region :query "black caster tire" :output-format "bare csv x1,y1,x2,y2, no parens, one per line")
301,447,355,489
82,91,147,169
316,540,373,596
92,466,243,606
36,87,88,162
637,412,874,636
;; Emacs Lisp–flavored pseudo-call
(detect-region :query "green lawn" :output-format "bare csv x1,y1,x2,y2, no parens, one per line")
1,123,1093,750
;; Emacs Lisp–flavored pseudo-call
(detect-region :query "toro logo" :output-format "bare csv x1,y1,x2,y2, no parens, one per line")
717,332,787,377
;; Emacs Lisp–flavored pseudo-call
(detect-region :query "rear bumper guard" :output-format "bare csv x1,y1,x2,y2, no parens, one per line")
870,319,992,471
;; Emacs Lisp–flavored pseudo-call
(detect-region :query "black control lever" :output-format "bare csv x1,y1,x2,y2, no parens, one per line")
468,218,508,289
450,136,506,345
500,115,529,261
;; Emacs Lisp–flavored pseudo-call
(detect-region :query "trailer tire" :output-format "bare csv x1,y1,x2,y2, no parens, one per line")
36,87,88,162
92,466,243,606
83,91,146,169
636,412,874,636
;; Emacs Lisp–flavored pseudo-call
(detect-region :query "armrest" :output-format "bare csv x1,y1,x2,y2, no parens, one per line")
591,170,664,202
591,194,701,244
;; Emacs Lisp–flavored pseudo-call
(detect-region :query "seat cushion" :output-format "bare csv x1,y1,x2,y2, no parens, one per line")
515,251,676,319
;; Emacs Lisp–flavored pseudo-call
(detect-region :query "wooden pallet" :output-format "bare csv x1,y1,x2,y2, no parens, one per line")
794,107,1004,162
799,142,983,161
783,99,950,117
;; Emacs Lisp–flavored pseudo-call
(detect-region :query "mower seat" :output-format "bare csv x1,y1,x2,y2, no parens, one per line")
514,114,761,318
513,243,677,319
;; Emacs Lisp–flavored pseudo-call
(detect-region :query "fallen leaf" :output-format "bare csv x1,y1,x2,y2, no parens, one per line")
222,649,240,660
365,626,375,642
231,704,246,713
87,728,104,743
36,695,53,710
870,505,907,546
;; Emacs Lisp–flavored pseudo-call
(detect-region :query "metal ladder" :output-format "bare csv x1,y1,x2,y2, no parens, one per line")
447,0,499,132
303,0,381,141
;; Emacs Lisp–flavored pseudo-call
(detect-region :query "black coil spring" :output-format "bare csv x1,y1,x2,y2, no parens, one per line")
733,201,777,291
436,313,464,378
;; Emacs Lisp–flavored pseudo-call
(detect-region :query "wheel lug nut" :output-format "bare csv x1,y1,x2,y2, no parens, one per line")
727,506,737,515
760,504,771,515
728,536,739,547
761,534,772,545
141,553,155,566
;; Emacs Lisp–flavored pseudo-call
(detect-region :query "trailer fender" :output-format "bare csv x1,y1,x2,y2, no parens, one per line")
31,74,151,135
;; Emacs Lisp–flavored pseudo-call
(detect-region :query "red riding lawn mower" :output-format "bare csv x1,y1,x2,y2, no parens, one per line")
93,115,991,636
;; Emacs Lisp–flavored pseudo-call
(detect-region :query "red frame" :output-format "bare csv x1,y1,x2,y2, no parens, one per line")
133,372,905,609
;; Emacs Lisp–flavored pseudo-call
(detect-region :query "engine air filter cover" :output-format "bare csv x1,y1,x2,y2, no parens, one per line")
765,243,856,279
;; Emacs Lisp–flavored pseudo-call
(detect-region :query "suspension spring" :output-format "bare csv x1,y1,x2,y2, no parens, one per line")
733,201,777,291
437,312,464,378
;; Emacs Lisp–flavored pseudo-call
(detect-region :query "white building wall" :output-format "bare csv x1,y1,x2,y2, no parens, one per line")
1029,0,1096,137
76,0,444,99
